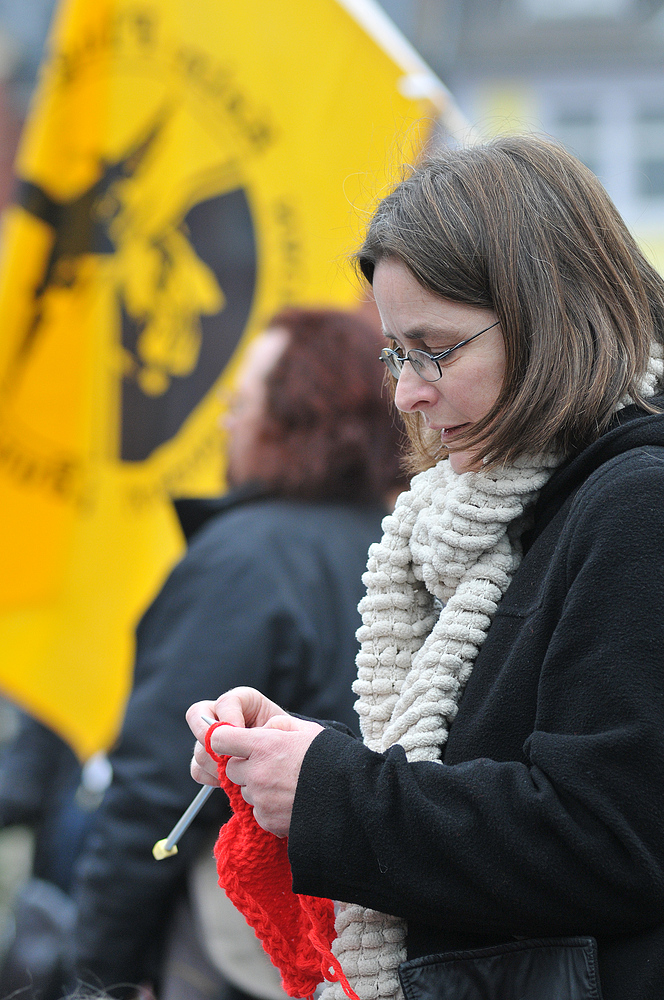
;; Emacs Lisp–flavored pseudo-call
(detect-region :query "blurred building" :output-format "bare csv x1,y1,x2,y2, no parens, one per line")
0,0,663,255
380,0,664,270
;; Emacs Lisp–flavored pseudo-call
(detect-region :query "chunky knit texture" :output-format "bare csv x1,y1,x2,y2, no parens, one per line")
321,454,560,1000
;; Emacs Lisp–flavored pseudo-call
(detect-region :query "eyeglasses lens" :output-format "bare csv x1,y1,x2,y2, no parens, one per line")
380,350,402,379
381,348,441,382
409,350,439,382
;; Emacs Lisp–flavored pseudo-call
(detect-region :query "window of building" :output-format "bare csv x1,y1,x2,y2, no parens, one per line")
521,0,630,18
553,109,601,178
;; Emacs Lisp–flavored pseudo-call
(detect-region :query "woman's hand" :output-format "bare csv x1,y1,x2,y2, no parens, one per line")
186,688,323,836
187,686,285,786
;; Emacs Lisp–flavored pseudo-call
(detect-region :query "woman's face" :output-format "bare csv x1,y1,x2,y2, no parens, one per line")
224,327,289,487
372,259,506,474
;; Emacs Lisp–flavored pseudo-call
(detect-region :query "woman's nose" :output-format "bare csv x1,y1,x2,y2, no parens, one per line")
393,361,439,413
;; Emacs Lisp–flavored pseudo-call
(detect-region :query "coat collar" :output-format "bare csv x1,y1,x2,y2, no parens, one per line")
525,394,664,550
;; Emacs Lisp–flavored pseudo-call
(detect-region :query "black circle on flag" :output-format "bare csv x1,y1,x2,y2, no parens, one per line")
119,186,257,462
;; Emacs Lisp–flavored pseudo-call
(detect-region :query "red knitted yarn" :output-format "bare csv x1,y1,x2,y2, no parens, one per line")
204,722,359,1000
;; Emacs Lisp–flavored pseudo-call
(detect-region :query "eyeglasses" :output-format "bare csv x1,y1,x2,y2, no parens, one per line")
379,320,500,383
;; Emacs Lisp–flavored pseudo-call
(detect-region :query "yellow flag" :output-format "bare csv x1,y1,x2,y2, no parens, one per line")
0,0,453,758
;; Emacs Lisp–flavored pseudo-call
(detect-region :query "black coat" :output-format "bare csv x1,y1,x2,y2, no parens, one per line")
72,486,387,993
289,402,664,1000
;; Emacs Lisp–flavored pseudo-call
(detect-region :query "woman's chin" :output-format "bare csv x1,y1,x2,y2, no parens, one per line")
449,449,481,475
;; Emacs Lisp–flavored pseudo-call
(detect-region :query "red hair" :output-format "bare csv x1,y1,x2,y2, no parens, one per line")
250,307,405,502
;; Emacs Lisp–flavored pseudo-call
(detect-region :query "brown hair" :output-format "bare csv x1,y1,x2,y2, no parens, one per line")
248,307,405,502
357,134,664,471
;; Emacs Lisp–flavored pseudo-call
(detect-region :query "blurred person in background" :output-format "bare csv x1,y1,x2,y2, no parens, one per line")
71,306,406,1000
0,711,110,1000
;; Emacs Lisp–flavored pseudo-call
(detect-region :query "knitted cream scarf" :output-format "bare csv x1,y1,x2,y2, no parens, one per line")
320,350,664,1000
319,454,559,1000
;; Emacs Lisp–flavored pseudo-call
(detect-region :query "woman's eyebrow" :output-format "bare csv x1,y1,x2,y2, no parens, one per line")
388,324,458,343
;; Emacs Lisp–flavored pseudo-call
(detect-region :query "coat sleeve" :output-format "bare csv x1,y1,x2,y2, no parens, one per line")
288,453,664,940
72,525,313,993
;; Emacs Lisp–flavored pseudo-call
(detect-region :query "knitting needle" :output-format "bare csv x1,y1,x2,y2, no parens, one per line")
152,713,219,860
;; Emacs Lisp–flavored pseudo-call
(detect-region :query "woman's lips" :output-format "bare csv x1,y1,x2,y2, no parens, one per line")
440,424,470,443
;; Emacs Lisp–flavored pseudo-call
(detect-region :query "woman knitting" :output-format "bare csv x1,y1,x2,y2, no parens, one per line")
187,135,664,1000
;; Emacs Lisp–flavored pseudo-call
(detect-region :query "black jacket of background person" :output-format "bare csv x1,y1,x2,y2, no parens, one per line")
289,397,664,1000
73,485,388,995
